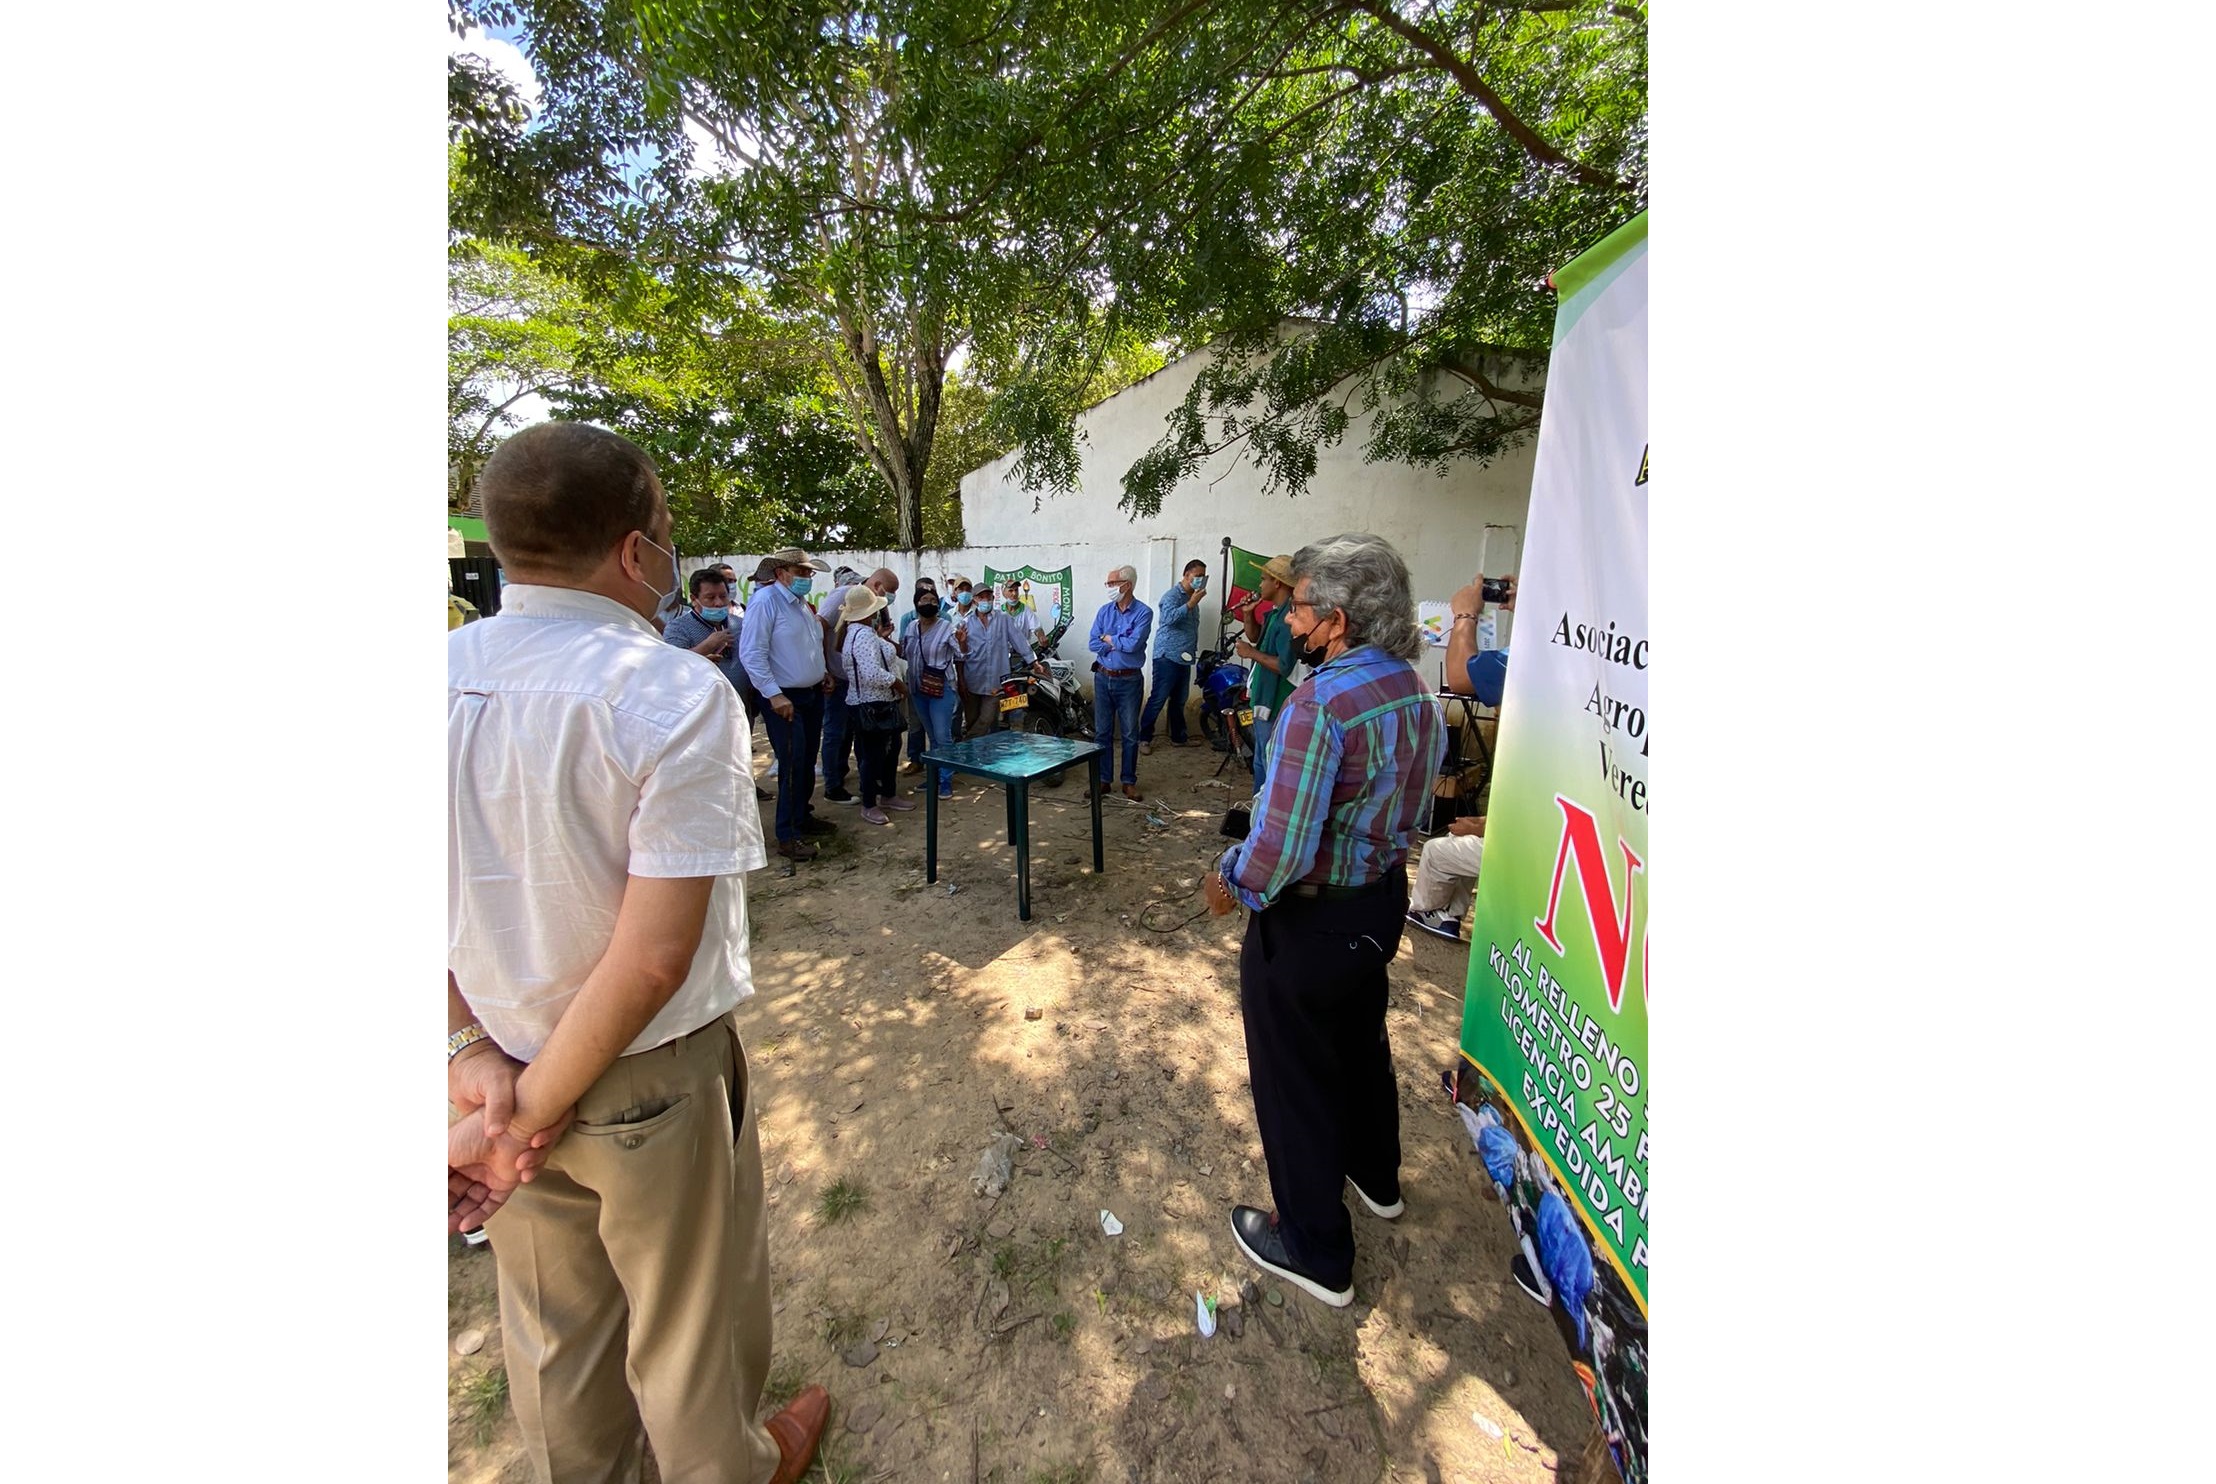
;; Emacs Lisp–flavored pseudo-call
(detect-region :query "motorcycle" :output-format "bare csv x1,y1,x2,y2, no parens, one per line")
1194,647,1254,774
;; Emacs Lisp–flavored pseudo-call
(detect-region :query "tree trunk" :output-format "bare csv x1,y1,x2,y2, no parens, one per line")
892,443,924,552
836,319,942,552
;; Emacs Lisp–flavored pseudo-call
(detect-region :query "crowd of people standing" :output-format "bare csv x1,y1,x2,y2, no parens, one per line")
447,422,1524,1483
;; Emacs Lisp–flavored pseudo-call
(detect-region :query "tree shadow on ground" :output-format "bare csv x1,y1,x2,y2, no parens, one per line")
453,732,1595,1484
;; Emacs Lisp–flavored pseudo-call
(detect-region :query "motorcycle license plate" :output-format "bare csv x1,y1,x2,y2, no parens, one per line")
1236,708,1254,725
999,695,1027,713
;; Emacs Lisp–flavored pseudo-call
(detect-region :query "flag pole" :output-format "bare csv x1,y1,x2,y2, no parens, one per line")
1217,535,1233,650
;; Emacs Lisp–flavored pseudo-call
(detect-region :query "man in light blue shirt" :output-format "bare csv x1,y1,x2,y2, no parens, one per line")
739,546,836,860
997,577,1044,659
954,592,1034,739
1139,559,1208,753
1089,563,1154,797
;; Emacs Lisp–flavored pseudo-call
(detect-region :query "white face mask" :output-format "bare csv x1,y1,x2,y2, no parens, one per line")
634,533,680,615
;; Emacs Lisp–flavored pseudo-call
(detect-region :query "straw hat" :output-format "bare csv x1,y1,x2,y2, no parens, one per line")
837,585,889,624
1262,554,1295,586
764,546,831,572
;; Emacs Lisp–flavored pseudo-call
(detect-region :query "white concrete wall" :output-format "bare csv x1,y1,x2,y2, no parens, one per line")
688,341,1538,682
959,343,1538,658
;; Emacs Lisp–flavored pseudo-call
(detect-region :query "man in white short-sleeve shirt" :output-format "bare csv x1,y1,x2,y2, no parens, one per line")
447,421,828,1484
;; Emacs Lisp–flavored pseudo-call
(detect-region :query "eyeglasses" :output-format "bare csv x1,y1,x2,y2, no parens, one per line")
1285,599,1334,615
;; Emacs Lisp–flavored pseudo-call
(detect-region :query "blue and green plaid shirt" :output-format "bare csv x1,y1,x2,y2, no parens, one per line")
1220,644,1446,911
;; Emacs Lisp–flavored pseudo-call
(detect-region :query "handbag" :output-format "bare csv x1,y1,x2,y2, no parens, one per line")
917,663,947,699
857,699,904,733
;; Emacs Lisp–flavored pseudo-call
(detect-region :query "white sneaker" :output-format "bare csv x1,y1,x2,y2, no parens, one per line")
1348,1177,1404,1219
1405,907,1463,942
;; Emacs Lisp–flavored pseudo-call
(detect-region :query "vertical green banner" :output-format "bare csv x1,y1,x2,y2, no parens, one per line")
982,565,1074,638
1457,213,1647,1483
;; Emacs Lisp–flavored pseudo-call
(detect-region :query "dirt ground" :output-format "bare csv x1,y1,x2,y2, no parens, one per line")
449,724,1596,1483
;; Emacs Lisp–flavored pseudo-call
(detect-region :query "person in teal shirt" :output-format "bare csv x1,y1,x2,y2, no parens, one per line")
1235,554,1298,787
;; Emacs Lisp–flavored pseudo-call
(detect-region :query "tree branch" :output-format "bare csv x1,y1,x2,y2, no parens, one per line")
466,376,583,449
1499,0,1646,21
1439,356,1545,409
1348,0,1632,191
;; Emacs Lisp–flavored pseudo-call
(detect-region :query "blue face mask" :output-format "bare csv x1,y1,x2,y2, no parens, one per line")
788,575,814,598
699,605,729,624
957,591,974,607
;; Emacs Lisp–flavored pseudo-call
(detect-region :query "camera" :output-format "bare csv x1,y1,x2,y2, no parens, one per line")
1481,577,1511,604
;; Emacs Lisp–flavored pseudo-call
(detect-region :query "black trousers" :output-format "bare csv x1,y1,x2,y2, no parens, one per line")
761,687,824,842
1237,865,1408,1288
820,676,853,792
851,711,902,807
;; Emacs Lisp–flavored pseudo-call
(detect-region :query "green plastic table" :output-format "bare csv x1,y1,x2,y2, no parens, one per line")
923,732,1107,921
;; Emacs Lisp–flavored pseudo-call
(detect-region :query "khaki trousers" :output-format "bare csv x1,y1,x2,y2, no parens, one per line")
485,1013,780,1484
958,689,1002,738
1411,832,1485,914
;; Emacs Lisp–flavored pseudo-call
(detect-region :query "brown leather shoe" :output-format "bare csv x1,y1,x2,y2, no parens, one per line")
776,838,818,862
765,1383,830,1484
1121,784,1143,801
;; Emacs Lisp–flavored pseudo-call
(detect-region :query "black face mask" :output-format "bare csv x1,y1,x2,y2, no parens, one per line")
916,603,940,620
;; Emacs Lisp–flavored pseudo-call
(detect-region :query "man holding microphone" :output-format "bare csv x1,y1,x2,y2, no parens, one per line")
1232,554,1297,786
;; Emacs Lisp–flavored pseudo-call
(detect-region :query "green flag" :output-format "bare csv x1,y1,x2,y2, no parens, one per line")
1225,545,1269,615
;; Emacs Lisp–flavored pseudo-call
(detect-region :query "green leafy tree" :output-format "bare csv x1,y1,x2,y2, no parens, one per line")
453,212,904,548
909,0,1648,514
448,0,1643,532
450,0,1165,549
448,237,592,506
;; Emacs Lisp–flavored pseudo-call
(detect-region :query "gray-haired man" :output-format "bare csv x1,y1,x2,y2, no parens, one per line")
1088,564,1154,799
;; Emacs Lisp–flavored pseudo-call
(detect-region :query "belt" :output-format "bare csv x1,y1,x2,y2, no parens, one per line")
1286,881,1376,901
1285,864,1406,901
1101,667,1139,677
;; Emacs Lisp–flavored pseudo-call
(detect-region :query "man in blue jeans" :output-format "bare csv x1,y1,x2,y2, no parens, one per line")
741,546,838,862
1089,564,1154,799
1139,559,1208,753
